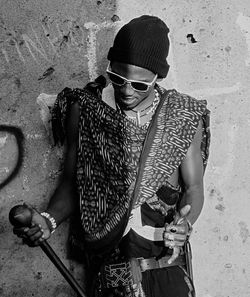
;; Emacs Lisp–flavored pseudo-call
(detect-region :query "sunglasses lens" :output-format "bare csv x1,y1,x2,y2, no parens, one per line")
107,69,151,92
107,72,125,86
131,82,148,92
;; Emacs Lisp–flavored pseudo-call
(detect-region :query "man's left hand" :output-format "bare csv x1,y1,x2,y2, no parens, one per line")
163,205,192,264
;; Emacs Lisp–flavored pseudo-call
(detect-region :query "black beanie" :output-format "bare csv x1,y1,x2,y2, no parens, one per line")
107,15,170,78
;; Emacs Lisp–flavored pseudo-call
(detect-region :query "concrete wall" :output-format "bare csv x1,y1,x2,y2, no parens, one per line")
0,0,250,296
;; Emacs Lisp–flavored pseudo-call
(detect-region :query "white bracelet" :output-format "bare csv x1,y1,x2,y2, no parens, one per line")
41,212,57,233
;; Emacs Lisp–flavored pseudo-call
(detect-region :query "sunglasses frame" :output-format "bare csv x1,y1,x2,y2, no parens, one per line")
106,62,158,93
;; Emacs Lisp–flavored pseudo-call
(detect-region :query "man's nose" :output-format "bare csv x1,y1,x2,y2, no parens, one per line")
120,82,134,95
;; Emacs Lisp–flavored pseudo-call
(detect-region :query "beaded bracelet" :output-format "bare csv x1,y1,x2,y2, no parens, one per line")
41,212,57,233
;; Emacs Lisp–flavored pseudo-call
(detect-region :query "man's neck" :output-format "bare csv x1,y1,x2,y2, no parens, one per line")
122,88,156,117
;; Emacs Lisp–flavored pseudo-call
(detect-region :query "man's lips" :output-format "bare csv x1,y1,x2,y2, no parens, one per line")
120,96,135,102
121,95,133,99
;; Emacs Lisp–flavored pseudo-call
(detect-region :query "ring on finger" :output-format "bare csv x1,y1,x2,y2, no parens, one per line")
170,226,177,233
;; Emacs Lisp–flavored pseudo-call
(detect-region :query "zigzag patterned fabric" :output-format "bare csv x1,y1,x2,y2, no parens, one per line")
135,89,210,209
51,79,210,253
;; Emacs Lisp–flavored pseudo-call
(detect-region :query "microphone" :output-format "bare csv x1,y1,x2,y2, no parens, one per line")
9,204,86,297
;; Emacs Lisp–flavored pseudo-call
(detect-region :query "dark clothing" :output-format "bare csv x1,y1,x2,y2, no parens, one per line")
98,187,195,297
52,77,210,297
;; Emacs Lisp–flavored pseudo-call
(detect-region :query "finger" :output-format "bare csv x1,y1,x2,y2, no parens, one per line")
179,204,191,218
13,227,29,236
163,232,186,244
165,225,187,234
163,232,187,242
22,203,36,217
173,205,191,225
168,247,180,264
163,232,174,242
23,233,47,246
23,202,40,217
172,234,187,241
25,225,42,236
163,232,174,248
163,233,179,248
15,232,28,239
29,230,44,242
164,239,185,248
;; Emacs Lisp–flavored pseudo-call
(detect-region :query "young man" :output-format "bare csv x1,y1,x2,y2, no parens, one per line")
14,15,210,297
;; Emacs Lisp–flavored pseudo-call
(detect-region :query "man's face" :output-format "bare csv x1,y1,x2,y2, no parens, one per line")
110,62,157,110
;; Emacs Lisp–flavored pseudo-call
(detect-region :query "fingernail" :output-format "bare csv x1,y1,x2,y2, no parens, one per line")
24,228,29,232
31,223,35,227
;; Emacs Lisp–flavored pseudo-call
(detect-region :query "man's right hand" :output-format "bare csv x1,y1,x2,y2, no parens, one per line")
13,204,51,246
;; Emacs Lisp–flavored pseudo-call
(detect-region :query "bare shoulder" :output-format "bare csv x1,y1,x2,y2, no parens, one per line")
180,119,204,184
60,101,80,180
65,102,80,145
191,119,203,149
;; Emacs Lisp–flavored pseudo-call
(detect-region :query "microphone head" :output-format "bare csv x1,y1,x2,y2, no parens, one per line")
9,204,32,227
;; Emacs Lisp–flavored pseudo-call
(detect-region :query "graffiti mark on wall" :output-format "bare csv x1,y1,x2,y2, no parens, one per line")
1,32,47,64
84,21,121,79
0,19,120,74
0,24,60,65
23,29,51,63
0,20,84,64
0,125,24,190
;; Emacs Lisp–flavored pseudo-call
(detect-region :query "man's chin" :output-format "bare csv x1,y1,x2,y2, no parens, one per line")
117,98,138,110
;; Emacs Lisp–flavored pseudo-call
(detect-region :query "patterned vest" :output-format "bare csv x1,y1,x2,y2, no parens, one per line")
52,76,210,256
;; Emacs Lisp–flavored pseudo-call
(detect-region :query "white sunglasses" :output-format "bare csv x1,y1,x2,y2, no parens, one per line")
106,62,157,92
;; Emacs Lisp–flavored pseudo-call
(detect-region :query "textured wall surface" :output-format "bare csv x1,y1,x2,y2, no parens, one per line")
1,0,250,296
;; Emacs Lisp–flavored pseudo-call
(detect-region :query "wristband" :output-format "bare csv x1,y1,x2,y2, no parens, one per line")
41,212,57,233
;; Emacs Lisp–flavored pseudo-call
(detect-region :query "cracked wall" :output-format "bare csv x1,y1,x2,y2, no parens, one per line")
1,0,250,297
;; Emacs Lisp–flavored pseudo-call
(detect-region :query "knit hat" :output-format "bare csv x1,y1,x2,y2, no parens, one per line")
107,15,170,78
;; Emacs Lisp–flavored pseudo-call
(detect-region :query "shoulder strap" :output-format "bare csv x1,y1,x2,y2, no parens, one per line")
130,88,171,208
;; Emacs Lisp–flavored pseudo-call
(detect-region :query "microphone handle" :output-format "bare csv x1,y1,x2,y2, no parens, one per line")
40,241,86,297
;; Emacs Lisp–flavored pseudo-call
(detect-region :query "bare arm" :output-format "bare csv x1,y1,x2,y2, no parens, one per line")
13,102,80,245
179,120,204,225
46,102,80,226
163,120,205,258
